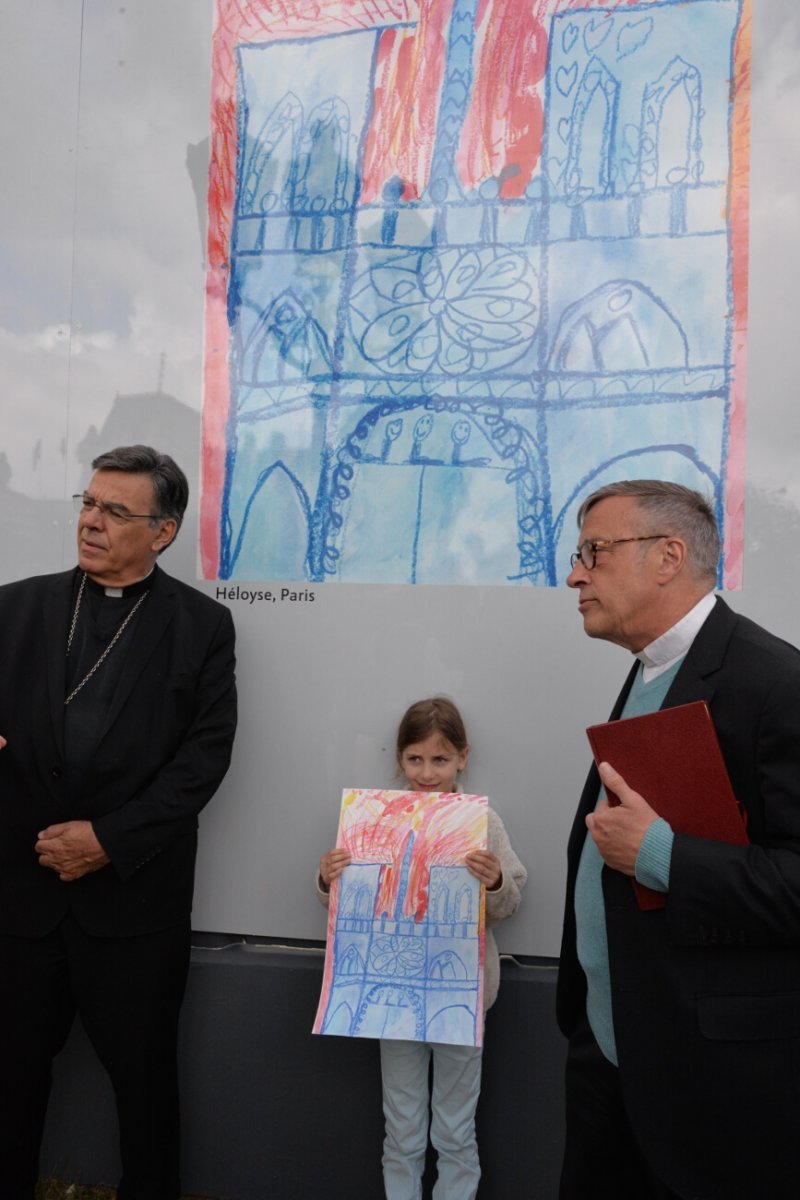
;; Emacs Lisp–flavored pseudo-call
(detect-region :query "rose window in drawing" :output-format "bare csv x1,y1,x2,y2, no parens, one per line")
349,246,540,377
369,934,426,978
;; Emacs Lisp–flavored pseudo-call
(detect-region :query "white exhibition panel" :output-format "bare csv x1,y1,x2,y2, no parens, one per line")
0,2,797,955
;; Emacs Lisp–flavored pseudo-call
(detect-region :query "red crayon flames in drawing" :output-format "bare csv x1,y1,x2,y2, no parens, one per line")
340,791,485,923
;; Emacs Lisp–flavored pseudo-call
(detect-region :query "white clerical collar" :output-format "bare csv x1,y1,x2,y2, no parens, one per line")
103,566,155,598
636,591,717,681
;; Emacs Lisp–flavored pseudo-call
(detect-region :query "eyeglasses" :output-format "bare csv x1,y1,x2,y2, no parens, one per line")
72,493,160,525
570,535,668,570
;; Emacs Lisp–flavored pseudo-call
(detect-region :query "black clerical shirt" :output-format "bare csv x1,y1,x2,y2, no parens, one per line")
63,571,151,810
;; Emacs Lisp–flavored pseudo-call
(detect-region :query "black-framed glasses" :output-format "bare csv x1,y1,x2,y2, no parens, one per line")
72,493,160,525
570,535,669,570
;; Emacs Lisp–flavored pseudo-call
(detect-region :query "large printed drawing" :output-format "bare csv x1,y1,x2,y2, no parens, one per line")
202,0,750,586
313,789,488,1047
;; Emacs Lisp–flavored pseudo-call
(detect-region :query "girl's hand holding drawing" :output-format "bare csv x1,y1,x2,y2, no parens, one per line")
319,847,352,889
465,849,502,891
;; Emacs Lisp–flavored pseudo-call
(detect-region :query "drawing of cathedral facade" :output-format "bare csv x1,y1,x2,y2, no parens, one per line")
205,0,748,586
318,837,483,1046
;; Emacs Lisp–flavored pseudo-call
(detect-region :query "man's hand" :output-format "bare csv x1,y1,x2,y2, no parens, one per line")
585,762,659,875
35,820,110,882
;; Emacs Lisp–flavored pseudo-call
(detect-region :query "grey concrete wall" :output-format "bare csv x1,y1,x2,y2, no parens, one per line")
41,946,564,1198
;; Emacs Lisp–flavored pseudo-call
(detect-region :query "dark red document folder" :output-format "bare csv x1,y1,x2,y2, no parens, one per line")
586,701,748,910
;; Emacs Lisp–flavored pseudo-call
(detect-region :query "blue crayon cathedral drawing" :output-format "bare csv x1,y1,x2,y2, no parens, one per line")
205,0,748,586
316,841,483,1047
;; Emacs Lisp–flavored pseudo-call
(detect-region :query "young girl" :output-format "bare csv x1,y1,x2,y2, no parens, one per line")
317,696,527,1200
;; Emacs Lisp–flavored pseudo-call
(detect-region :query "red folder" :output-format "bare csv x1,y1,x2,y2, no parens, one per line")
586,701,748,910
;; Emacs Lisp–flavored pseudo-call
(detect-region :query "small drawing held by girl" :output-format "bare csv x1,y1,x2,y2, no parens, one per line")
317,696,527,1200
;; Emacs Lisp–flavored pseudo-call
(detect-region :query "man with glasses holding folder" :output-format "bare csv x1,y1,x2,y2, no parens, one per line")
0,445,237,1200
557,479,800,1199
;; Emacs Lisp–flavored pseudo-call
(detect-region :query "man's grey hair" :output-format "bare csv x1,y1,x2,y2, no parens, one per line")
577,480,720,582
91,445,189,538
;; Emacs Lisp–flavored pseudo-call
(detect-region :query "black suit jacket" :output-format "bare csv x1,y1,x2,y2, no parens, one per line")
0,564,237,938
557,598,800,1198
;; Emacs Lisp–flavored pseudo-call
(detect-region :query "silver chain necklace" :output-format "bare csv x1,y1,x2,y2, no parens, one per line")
64,571,149,706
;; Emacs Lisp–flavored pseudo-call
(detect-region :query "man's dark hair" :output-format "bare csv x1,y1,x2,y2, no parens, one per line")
91,445,189,536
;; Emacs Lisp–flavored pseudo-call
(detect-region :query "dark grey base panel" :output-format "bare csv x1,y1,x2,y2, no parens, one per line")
41,946,565,1198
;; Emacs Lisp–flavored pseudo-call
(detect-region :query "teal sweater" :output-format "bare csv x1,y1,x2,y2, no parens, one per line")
574,660,681,1064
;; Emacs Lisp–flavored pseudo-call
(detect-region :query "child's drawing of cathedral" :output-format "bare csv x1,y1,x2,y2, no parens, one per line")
202,0,749,588
313,789,488,1048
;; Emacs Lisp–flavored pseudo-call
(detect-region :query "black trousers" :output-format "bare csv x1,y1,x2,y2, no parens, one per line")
0,912,191,1200
560,1018,683,1200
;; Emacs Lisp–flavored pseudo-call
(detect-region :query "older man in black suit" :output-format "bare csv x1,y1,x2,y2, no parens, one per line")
558,479,800,1199
0,445,237,1200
